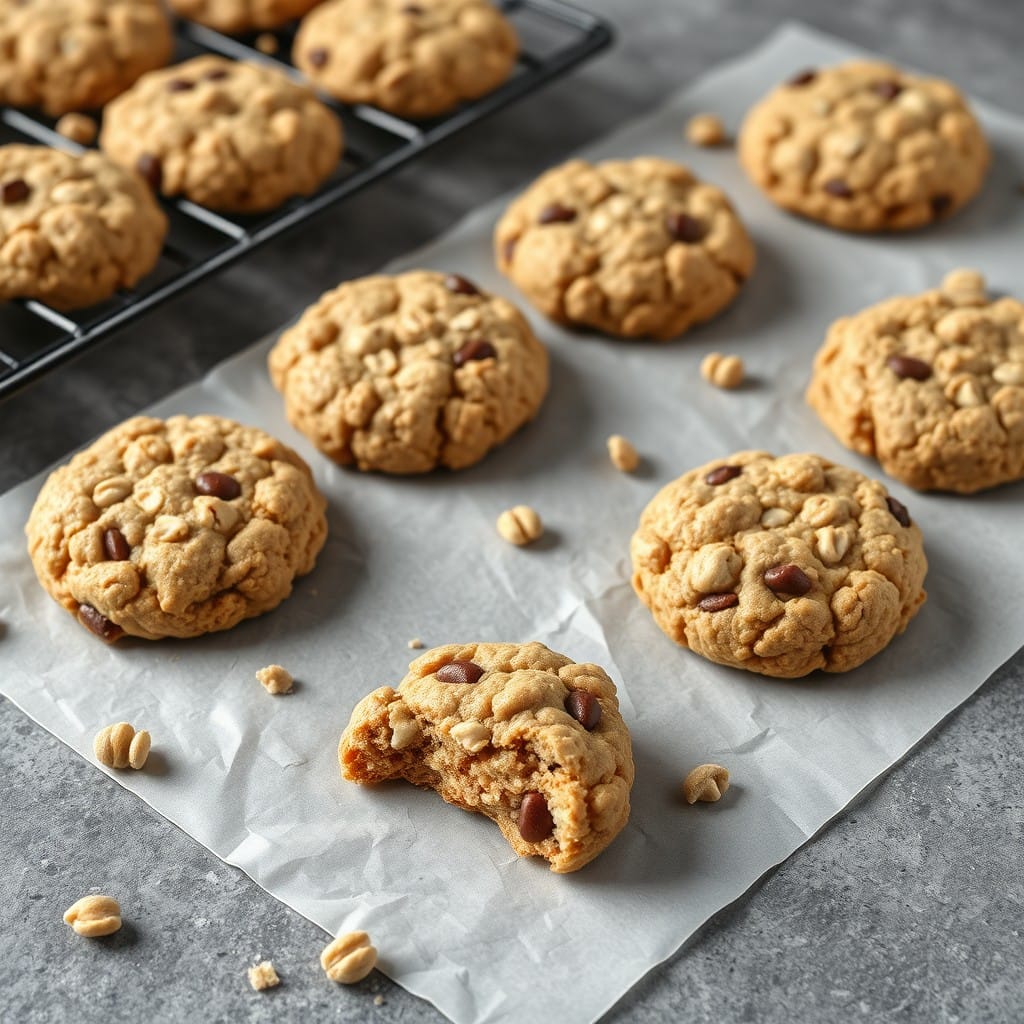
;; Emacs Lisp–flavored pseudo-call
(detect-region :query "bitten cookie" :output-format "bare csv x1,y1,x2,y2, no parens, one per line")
100,57,342,213
268,270,549,474
494,157,755,340
630,451,927,678
169,0,320,33
0,144,167,310
807,271,1024,493
294,0,518,119
738,60,989,232
339,642,634,873
0,0,172,116
26,415,328,642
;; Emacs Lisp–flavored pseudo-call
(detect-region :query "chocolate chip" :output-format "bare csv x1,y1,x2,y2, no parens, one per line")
705,465,742,486
307,48,329,68
565,691,601,730
167,78,194,93
665,211,706,243
763,564,813,596
698,593,739,612
931,194,952,217
444,273,479,296
194,471,241,500
205,68,230,81
538,202,576,225
886,495,911,528
453,339,496,367
136,153,162,191
872,80,903,101
103,528,130,561
77,604,124,643
787,69,817,87
518,792,554,843
886,354,932,381
436,660,484,684
824,178,853,199
2,179,30,204
402,3,424,11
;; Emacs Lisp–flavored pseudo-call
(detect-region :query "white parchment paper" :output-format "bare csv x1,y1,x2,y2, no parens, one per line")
2,24,1023,1024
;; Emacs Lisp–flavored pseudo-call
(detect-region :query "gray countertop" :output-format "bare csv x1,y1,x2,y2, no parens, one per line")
2,2,1022,1021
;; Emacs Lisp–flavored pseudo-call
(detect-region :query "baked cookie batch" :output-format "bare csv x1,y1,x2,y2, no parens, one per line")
19,41,1024,873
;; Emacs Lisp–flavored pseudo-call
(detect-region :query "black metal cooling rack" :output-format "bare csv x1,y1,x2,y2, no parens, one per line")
0,0,612,398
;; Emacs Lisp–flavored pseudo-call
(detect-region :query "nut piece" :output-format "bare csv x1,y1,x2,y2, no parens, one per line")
56,112,98,146
256,664,294,695
496,505,543,546
63,894,122,937
450,719,491,753
683,763,730,804
248,960,281,991
321,931,377,984
94,722,151,770
388,704,421,751
686,112,727,147
606,434,639,473
701,352,745,390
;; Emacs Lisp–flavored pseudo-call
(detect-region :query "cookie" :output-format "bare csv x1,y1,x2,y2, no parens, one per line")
807,271,1024,493
0,143,167,310
494,157,756,340
268,270,549,474
99,57,343,214
630,451,927,678
339,642,634,873
0,0,172,116
169,0,320,33
294,0,518,119
25,415,328,642
738,60,989,232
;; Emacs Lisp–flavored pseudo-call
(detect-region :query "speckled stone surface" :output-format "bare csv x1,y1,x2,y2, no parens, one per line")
2,2,1023,1021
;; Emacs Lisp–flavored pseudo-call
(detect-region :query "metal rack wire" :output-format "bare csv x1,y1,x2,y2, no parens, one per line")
0,0,612,398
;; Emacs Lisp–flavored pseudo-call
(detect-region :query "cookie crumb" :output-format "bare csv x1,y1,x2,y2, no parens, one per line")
256,664,294,695
321,931,377,984
248,960,281,991
686,112,727,147
606,434,639,473
407,638,424,650
374,995,385,1006
63,894,122,937
255,33,279,55
55,112,98,146
683,763,730,804
94,722,151,770
496,505,543,546
700,352,745,390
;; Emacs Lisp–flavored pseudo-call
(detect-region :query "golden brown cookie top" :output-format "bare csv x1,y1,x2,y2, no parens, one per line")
169,0,320,33
807,271,1024,493
631,451,927,678
738,60,989,231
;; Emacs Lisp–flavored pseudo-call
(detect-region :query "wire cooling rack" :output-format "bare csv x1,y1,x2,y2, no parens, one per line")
0,0,612,398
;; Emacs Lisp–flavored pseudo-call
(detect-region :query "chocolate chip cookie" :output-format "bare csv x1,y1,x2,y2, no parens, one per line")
0,0,172,116
807,271,1024,493
0,143,167,310
100,56,343,213
738,61,989,231
294,0,519,119
494,157,756,340
169,0,320,33
631,451,927,678
25,415,328,642
339,641,634,873
268,270,549,474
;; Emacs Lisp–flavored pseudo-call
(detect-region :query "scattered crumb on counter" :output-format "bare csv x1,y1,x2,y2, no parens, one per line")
686,112,727,147
700,352,745,390
255,33,278,55
256,664,294,695
683,763,730,804
408,638,424,650
56,112,97,146
606,434,639,473
248,960,281,991
496,505,543,546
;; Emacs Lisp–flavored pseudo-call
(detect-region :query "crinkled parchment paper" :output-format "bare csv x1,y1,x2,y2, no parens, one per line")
1,24,1022,1024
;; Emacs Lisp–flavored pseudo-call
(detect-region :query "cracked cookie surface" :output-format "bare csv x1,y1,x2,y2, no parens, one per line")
0,0,172,116
339,641,634,873
26,414,328,641
494,156,755,340
631,451,927,678
100,56,343,213
738,60,989,232
169,0,320,33
268,270,549,474
294,0,518,119
0,143,167,310
807,271,1024,493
